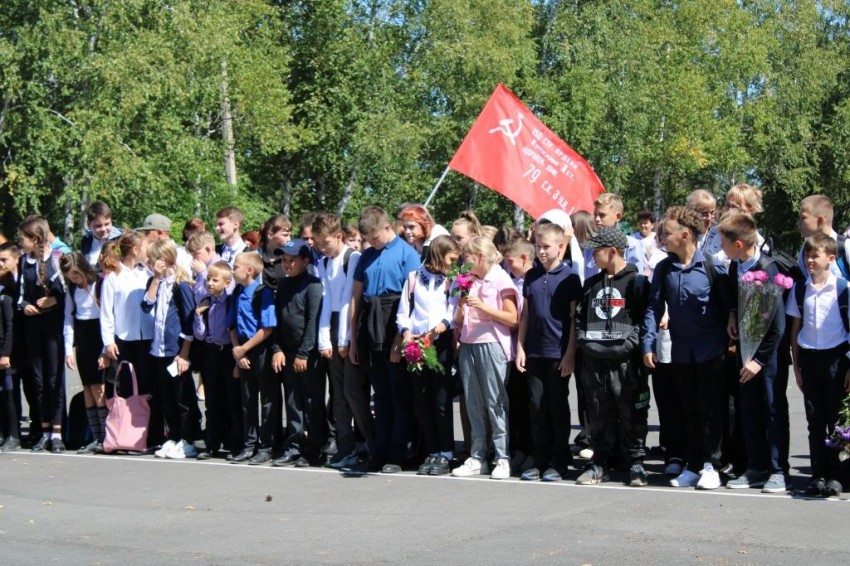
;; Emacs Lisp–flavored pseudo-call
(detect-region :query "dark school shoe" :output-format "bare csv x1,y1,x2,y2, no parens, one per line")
31,436,50,452
429,456,451,476
417,456,435,475
248,450,273,466
50,438,66,454
823,479,843,498
231,448,255,464
805,478,826,497
271,454,300,467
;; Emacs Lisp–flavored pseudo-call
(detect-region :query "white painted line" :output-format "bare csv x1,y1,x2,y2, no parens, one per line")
5,451,846,502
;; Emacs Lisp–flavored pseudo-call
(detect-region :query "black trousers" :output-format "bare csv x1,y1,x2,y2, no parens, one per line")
410,333,455,455
581,354,648,467
507,364,532,456
362,348,411,463
153,356,200,443
326,313,371,456
651,361,685,462
281,351,326,458
201,342,241,453
24,312,65,427
799,345,848,482
525,357,572,470
239,342,280,453
672,354,727,469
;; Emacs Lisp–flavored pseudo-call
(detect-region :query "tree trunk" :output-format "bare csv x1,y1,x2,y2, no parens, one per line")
513,204,525,232
468,184,478,210
280,179,292,217
652,167,663,218
220,60,237,192
336,167,358,216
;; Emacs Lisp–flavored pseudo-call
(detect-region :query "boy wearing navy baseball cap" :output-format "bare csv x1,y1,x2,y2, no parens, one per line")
269,239,326,466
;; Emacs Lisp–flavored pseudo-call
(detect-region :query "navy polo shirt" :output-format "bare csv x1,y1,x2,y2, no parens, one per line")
642,249,729,364
354,235,421,298
228,279,277,342
523,262,582,358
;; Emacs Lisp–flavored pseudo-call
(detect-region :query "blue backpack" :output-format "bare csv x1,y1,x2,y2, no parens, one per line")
793,278,850,334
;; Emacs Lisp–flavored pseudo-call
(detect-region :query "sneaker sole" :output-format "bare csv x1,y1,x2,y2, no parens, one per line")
762,486,786,493
577,476,608,485
629,479,647,487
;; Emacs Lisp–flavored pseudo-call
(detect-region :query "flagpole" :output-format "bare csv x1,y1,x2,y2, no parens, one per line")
423,166,451,208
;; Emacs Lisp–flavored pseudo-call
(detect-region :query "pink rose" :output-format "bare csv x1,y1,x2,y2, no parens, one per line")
742,271,755,284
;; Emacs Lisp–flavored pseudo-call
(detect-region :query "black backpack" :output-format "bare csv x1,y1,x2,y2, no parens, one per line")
760,237,806,287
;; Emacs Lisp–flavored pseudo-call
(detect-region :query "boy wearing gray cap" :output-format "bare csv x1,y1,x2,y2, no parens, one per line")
575,226,651,486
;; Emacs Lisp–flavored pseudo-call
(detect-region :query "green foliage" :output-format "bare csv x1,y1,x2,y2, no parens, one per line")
1,0,850,251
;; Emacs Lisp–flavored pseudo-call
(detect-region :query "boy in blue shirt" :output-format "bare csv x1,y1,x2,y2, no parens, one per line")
229,252,278,465
516,223,582,481
643,206,730,490
719,211,787,493
349,206,420,473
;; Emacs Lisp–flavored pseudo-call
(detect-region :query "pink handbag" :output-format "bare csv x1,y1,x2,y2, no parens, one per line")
103,361,151,453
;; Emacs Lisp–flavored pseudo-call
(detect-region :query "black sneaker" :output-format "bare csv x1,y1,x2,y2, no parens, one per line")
231,448,255,463
417,456,435,475
576,464,608,485
629,463,648,487
429,456,451,476
31,436,50,452
824,479,843,498
248,450,272,466
805,478,826,497
381,463,402,474
1,437,21,452
77,440,100,454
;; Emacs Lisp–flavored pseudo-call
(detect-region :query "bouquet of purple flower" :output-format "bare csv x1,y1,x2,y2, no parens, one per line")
738,271,794,364
825,392,850,461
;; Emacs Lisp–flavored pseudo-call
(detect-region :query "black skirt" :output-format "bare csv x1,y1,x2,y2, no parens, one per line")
74,318,105,386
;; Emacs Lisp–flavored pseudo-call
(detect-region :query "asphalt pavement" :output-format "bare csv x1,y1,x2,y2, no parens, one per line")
1,372,848,565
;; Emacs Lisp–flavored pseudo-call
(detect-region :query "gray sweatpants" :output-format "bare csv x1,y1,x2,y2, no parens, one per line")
459,342,510,461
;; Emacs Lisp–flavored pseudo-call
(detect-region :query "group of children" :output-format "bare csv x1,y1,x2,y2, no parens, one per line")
0,190,848,498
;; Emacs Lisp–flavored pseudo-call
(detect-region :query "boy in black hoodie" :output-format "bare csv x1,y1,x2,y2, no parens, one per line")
575,226,650,486
270,239,325,467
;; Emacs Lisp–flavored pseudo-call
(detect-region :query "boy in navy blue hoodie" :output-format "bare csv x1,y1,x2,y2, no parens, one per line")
270,239,325,467
719,211,787,493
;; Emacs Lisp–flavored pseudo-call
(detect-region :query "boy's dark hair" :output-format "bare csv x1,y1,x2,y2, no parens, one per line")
312,212,342,237
359,205,391,236
343,224,360,239
803,232,838,257
86,201,112,223
0,241,21,256
493,225,521,255
504,237,535,259
260,214,292,247
717,210,758,248
216,207,244,225
665,206,704,239
300,212,319,235
636,209,655,223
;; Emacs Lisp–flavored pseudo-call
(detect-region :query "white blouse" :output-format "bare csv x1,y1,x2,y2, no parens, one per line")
100,264,155,345
397,266,458,336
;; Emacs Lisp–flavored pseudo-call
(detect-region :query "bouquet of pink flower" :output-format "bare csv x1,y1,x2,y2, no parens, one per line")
825,392,850,461
403,335,444,374
449,262,475,299
738,271,794,364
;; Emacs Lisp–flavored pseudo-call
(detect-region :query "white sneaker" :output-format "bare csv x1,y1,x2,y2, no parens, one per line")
670,469,700,487
578,447,594,459
664,460,683,477
451,457,490,477
490,458,510,480
696,463,721,490
154,440,177,458
165,440,198,459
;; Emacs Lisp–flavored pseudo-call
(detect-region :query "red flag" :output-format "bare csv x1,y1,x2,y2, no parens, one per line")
449,84,605,218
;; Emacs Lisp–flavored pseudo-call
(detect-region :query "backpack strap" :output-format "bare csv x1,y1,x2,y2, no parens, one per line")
837,236,850,279
838,278,850,335
251,283,268,322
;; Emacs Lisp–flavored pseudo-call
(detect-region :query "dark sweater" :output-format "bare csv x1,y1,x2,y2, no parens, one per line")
272,271,323,359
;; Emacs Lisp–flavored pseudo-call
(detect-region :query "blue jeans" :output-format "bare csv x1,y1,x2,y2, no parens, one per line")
459,342,510,461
